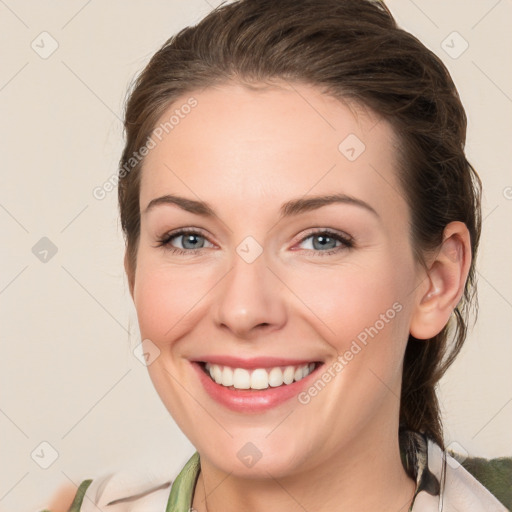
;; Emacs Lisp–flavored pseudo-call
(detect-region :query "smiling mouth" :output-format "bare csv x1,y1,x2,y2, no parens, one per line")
199,361,321,390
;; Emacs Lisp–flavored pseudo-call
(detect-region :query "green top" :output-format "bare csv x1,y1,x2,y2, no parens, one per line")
165,451,201,512
41,430,511,512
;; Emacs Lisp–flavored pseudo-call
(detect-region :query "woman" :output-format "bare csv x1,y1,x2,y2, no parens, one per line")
44,0,510,510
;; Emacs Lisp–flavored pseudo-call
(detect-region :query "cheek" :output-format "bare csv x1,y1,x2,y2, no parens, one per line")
132,253,213,348
283,254,414,360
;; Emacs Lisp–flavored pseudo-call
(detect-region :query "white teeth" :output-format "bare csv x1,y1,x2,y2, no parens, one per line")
212,364,223,384
250,369,269,390
268,367,284,387
204,362,316,390
221,366,233,387
283,366,295,384
232,368,251,389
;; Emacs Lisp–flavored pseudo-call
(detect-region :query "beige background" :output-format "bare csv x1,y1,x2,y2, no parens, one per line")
0,1,511,510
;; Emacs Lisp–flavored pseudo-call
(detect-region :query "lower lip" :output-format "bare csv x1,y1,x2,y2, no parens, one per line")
191,362,322,413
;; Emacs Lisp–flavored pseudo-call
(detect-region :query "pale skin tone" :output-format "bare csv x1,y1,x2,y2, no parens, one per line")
50,81,471,511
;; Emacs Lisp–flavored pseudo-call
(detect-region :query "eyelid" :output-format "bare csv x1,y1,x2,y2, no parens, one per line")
155,227,354,255
153,227,216,250
292,227,354,247
290,229,354,257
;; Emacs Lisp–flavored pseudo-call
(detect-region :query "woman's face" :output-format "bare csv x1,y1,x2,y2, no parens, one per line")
131,81,424,477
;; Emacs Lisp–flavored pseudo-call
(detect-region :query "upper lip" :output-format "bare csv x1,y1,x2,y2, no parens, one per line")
192,355,322,369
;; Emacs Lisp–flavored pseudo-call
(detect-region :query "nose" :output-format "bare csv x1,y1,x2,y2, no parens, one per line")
211,247,287,340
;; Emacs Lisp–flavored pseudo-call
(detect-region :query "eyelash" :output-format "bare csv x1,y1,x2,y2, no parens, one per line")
154,228,354,257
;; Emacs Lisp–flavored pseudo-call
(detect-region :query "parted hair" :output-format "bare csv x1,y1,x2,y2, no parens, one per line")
119,0,482,449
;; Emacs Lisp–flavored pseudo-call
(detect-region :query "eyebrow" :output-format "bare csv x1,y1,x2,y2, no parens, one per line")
143,193,379,219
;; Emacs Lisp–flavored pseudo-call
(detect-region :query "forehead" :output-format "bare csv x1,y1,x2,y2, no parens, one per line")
139,81,406,223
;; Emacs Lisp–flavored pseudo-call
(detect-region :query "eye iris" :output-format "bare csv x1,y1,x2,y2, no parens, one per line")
182,234,203,249
172,232,342,251
313,234,337,250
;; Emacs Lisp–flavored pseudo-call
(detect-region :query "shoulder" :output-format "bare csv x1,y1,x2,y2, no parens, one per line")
451,450,512,511
63,467,172,512
38,452,200,512
414,436,510,512
458,453,512,509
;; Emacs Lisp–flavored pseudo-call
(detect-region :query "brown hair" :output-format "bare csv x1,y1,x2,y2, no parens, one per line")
119,0,481,449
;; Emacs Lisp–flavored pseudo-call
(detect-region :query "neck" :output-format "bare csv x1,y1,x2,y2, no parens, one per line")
192,422,416,512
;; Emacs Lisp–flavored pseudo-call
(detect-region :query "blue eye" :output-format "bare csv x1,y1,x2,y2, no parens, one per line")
155,228,354,257
295,230,354,256
155,229,213,255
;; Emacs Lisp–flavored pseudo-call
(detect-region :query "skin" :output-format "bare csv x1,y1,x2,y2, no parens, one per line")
45,484,77,511
123,81,470,512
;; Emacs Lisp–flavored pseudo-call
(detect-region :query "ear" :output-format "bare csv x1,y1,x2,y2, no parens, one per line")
410,221,472,340
124,251,135,300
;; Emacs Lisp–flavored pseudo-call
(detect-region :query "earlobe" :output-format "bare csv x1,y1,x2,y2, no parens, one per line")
410,221,472,340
